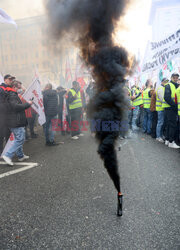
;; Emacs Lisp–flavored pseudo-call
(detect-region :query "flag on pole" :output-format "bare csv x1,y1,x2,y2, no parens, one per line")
0,8,17,28
23,78,46,125
0,73,4,84
65,56,72,83
75,55,87,89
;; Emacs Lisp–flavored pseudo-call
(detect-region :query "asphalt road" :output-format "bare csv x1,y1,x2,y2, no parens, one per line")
0,129,179,250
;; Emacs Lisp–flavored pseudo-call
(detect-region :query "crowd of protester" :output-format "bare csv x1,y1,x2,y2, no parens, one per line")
125,72,180,149
0,75,88,165
0,71,179,166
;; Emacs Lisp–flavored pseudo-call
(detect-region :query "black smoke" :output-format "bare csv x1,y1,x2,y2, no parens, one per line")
45,0,132,193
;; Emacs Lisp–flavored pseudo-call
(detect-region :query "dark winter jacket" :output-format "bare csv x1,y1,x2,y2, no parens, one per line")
6,89,30,128
43,89,58,117
164,81,178,110
0,83,9,115
57,90,69,116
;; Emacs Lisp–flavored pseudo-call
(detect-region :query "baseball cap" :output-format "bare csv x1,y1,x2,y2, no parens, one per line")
171,72,179,77
161,78,169,83
4,74,15,81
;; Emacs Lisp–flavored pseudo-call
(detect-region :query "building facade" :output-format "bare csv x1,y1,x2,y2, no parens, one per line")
0,15,77,87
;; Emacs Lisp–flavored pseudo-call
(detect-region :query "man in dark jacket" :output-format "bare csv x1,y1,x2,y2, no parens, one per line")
43,83,59,146
0,74,15,155
2,81,32,166
163,72,180,149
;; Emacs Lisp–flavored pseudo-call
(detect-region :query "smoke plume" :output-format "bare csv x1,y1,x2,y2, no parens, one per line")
45,0,132,193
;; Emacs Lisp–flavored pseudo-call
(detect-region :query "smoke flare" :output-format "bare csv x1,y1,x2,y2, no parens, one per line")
45,0,132,194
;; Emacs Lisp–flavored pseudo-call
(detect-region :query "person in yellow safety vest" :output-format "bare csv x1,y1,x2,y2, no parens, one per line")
142,79,153,134
162,72,180,148
123,80,132,137
124,82,132,107
131,85,143,132
155,78,169,143
176,83,180,144
68,81,83,140
177,85,180,117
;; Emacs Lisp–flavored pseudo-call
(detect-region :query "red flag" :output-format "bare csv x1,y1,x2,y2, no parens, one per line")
163,63,167,70
77,77,86,89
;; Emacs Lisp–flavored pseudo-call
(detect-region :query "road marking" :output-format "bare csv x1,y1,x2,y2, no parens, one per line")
0,162,38,179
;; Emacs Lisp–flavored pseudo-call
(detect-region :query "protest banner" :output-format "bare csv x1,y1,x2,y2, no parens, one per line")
23,78,46,125
142,28,180,73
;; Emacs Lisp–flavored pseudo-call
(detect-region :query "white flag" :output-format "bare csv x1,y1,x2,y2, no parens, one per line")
0,8,17,28
0,73,4,84
1,133,14,157
23,78,46,125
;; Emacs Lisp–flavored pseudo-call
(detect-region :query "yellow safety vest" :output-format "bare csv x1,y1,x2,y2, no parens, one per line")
132,88,143,107
143,88,151,109
69,89,82,110
176,87,180,116
156,86,164,112
162,82,176,108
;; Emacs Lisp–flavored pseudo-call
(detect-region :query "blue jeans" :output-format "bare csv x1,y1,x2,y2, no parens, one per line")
132,106,139,131
156,111,164,138
43,116,56,143
143,108,152,134
5,127,25,159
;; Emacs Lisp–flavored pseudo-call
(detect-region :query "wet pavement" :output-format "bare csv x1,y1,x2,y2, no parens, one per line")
0,130,179,249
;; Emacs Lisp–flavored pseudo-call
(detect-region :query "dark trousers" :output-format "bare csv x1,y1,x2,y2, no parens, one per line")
143,108,152,134
178,117,180,143
137,107,144,128
70,108,82,137
164,108,178,143
151,111,158,138
27,112,37,136
58,112,70,135
43,115,56,143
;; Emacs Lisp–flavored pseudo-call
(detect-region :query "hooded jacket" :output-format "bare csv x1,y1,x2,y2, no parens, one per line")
43,89,58,117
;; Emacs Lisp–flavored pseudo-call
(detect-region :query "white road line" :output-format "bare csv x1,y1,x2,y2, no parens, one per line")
0,162,38,179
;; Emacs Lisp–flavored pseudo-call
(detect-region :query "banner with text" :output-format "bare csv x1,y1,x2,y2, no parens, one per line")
142,28,180,73
23,78,46,125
